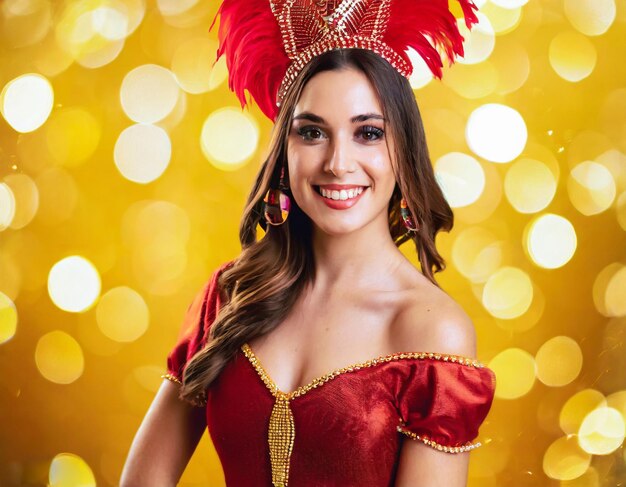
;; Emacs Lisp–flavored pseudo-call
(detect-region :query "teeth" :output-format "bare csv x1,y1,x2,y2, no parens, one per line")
319,187,364,201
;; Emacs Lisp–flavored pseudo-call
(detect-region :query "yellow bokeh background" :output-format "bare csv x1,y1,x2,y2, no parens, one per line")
1,0,625,485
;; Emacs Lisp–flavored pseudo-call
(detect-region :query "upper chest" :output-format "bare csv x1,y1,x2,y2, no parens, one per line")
246,283,437,395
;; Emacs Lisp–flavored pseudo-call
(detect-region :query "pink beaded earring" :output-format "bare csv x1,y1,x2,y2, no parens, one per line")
263,164,291,226
400,197,419,232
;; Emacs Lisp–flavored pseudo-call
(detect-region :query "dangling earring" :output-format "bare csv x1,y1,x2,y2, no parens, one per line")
263,164,291,226
400,196,419,232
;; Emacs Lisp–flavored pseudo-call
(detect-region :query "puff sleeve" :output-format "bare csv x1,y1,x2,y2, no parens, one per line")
396,356,496,453
161,261,233,385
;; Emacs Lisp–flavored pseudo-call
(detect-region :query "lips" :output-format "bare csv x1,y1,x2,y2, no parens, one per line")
312,184,369,209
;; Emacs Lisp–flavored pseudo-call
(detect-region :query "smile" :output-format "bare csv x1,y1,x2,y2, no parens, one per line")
313,184,369,210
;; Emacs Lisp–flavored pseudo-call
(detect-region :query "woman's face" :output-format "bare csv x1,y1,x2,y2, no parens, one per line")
286,67,397,236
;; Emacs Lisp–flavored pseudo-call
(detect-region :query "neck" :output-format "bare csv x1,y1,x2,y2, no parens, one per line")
310,216,405,291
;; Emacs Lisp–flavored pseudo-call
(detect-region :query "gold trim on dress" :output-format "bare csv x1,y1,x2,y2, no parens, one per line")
268,394,296,486
241,342,487,400
161,372,182,385
396,425,482,453
240,342,490,484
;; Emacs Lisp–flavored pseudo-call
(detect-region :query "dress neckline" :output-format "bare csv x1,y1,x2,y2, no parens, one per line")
240,342,488,401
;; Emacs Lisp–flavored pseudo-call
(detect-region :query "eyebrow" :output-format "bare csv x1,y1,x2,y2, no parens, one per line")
292,112,386,124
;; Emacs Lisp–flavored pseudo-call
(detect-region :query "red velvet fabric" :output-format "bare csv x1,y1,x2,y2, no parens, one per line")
165,263,496,486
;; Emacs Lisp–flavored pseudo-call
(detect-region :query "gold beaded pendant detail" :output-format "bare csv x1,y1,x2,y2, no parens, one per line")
268,394,296,487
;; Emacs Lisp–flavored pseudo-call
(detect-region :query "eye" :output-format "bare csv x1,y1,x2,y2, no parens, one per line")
296,126,325,141
359,125,384,141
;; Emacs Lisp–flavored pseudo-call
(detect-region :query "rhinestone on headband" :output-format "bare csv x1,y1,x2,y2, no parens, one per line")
211,0,479,121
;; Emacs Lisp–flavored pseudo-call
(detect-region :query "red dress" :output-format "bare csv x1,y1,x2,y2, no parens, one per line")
162,262,496,486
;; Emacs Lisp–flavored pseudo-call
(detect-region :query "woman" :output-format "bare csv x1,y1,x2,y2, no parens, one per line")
121,1,496,486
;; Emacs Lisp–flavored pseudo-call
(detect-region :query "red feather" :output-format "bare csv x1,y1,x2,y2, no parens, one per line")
209,0,479,122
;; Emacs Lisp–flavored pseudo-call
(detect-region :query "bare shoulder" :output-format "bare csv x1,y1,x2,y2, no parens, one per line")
389,280,477,359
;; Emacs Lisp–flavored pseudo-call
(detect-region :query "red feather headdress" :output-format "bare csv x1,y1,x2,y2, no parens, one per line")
209,0,479,122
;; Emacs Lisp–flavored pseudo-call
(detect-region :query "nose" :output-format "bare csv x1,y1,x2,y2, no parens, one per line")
324,136,356,178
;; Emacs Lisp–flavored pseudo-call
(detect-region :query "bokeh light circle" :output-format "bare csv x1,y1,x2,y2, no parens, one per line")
563,0,616,36
35,330,84,384
549,31,597,82
466,103,528,163
543,435,592,481
488,347,536,399
482,266,533,319
535,336,583,387
504,158,557,213
456,12,495,65
578,407,625,455
200,107,259,171
0,73,54,133
49,452,96,487
567,161,616,215
0,182,17,231
48,256,101,313
120,64,180,123
434,152,485,207
96,287,149,342
114,124,172,184
525,213,577,269
0,292,18,345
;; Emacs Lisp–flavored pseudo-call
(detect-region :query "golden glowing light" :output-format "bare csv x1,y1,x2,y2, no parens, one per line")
491,40,530,95
593,263,626,318
96,287,149,342
120,200,191,292
563,0,616,36
34,168,79,225
525,213,577,269
2,174,39,230
49,452,96,487
504,158,557,213
35,330,84,384
543,435,592,481
0,73,54,133
567,161,616,215
482,266,533,319
535,336,583,387
491,0,527,8
434,152,485,207
443,61,499,99
480,2,522,35
456,12,495,65
0,182,17,231
55,1,128,68
488,348,536,399
1,0,53,49
48,256,101,313
549,31,597,83
46,107,102,166
578,407,625,455
607,391,626,424
200,107,259,171
466,103,528,163
451,227,503,283
171,37,224,94
560,389,606,435
0,292,18,345
114,124,172,184
407,48,433,89
120,64,181,123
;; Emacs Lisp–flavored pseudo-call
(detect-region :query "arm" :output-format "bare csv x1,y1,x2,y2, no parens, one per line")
392,296,478,487
120,379,207,487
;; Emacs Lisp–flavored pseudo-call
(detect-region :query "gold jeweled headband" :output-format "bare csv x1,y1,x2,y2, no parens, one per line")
209,0,479,121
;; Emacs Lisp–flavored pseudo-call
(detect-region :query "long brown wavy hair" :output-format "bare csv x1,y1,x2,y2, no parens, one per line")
179,48,454,405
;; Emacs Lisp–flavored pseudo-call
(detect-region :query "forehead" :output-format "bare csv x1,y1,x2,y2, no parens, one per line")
293,68,382,117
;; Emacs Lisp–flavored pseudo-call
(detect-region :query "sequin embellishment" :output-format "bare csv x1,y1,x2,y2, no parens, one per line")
397,424,482,453
161,372,182,385
240,343,489,484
